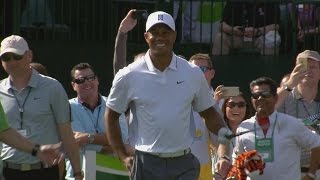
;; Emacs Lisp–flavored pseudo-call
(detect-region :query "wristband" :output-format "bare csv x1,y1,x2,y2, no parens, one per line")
307,172,315,179
31,144,40,156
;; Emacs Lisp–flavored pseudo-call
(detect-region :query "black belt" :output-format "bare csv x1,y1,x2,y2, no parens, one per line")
3,161,48,171
301,167,309,173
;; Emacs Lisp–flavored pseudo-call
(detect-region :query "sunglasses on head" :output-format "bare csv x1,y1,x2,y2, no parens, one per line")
1,53,24,62
199,66,212,73
73,74,96,84
226,101,247,108
251,91,273,99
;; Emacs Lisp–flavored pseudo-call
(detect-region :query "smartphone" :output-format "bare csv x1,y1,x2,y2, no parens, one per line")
298,58,308,72
222,86,240,97
132,10,148,20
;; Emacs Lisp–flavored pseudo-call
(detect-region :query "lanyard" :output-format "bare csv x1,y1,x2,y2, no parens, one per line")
83,105,101,133
10,88,32,129
296,99,320,118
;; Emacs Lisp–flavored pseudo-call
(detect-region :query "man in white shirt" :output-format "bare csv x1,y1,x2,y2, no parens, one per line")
105,11,231,180
235,77,320,180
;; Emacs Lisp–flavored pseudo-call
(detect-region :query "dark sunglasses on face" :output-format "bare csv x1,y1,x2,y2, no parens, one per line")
199,66,212,73
73,74,96,84
251,91,273,99
1,53,24,62
226,101,247,108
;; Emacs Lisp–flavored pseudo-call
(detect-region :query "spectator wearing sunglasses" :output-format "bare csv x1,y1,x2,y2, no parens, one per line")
210,92,253,179
222,93,252,138
106,11,232,180
234,76,320,180
0,35,82,179
0,100,64,179
188,53,231,180
276,50,320,179
66,63,131,179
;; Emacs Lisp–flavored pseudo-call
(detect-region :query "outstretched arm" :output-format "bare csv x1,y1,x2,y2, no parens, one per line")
113,9,137,75
0,128,63,165
276,63,306,109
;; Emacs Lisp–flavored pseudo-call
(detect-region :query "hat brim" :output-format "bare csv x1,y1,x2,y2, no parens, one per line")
0,48,26,57
309,57,320,62
146,22,175,32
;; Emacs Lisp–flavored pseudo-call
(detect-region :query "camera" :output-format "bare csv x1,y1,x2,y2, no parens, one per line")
132,10,148,20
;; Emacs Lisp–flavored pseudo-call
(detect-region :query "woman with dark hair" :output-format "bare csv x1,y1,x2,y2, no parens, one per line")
221,92,252,135
213,92,253,178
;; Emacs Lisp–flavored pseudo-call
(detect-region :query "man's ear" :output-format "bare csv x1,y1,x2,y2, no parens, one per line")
71,82,76,91
144,32,149,42
26,50,33,63
210,69,216,79
172,31,177,42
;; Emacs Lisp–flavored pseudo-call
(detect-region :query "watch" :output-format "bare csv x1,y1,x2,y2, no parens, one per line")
88,133,95,143
73,170,84,178
284,83,293,92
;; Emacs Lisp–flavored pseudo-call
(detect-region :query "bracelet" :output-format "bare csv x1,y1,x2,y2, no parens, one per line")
307,172,315,179
31,144,40,156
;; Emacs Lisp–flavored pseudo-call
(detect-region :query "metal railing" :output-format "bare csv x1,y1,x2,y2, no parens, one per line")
1,0,319,55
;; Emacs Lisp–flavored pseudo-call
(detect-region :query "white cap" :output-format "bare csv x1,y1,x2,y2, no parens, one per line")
145,11,175,32
297,50,320,61
0,35,29,57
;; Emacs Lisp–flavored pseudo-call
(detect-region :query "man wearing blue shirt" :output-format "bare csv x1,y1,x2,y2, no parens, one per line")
65,63,129,179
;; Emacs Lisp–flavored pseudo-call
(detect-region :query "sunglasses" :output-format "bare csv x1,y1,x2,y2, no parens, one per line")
73,74,96,84
199,66,212,73
251,91,273,99
1,53,24,62
226,101,247,108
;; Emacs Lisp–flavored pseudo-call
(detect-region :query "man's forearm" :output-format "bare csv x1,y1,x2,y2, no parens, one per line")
92,133,109,146
105,108,128,159
200,107,225,134
0,128,34,154
58,123,82,173
113,31,128,75
309,146,320,174
275,85,291,109
221,22,233,35
258,24,279,34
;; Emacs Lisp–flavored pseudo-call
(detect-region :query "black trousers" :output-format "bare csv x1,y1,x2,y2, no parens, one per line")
3,165,59,180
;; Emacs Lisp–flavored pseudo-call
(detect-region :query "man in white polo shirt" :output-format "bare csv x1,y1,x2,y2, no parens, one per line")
105,11,231,180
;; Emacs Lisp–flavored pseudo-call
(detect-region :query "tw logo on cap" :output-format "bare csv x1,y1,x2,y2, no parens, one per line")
158,15,163,21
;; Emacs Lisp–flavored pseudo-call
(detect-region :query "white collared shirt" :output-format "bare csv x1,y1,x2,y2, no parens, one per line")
107,50,214,153
234,111,320,180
